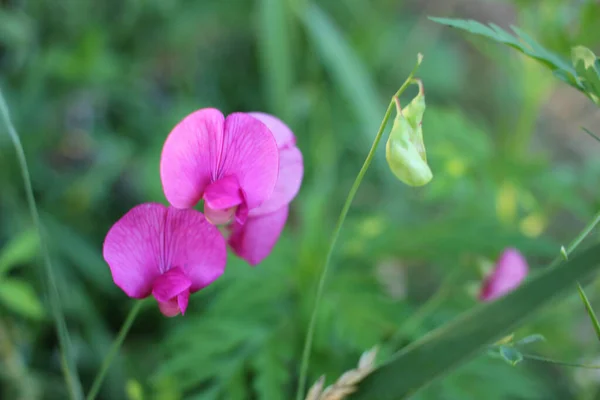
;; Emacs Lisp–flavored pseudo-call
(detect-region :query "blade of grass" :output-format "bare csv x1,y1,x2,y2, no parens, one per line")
522,353,600,369
257,0,293,120
582,126,600,143
556,207,600,343
297,4,386,169
350,243,600,399
0,87,83,400
576,284,600,341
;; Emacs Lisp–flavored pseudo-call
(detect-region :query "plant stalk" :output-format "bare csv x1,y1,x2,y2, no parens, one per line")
0,88,84,400
86,301,143,400
295,56,423,400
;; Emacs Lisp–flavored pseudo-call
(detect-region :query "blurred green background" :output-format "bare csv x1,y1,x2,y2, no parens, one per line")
1,0,600,399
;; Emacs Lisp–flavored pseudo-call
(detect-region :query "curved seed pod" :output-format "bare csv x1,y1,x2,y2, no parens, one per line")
385,83,432,187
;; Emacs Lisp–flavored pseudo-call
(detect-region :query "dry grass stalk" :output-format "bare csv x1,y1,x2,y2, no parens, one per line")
305,347,378,400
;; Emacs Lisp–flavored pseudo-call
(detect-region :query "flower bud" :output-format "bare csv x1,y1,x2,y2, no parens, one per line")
479,248,528,302
385,82,432,186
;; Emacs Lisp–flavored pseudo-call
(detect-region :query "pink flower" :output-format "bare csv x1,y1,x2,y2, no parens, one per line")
228,113,303,265
160,108,280,225
479,248,529,302
103,203,227,317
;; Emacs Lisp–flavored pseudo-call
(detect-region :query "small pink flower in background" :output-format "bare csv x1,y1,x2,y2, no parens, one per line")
160,108,280,225
479,248,529,302
103,203,226,317
228,112,303,265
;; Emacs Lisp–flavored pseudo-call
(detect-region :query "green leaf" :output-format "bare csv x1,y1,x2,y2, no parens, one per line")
418,354,549,400
499,346,523,366
576,283,600,343
572,46,600,104
223,367,248,400
515,334,545,347
0,228,38,276
0,278,44,320
251,338,292,400
350,243,600,400
427,17,597,103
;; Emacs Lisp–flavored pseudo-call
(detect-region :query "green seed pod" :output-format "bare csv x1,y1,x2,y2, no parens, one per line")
385,84,432,187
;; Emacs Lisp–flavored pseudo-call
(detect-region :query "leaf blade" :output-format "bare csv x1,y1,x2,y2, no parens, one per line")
0,278,45,320
257,0,293,120
576,283,600,342
0,228,38,276
428,17,587,99
351,243,600,399
299,4,384,149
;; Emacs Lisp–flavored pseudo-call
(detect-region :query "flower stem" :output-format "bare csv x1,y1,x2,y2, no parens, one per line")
86,301,143,400
522,353,600,369
0,88,84,400
295,55,423,400
550,210,600,269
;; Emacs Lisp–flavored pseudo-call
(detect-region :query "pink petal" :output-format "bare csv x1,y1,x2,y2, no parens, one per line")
156,288,190,317
248,112,296,149
228,206,289,266
103,203,227,299
164,207,227,292
177,292,190,315
247,113,303,215
204,176,243,210
250,146,303,216
203,176,244,225
219,113,279,209
103,203,168,298
479,248,529,302
160,108,224,209
151,267,191,303
158,296,187,317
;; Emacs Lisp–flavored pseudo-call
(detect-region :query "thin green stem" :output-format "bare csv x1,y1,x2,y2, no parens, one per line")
582,127,600,144
550,210,600,341
86,301,143,400
549,210,600,269
576,284,600,341
295,56,423,400
522,353,600,369
0,88,84,400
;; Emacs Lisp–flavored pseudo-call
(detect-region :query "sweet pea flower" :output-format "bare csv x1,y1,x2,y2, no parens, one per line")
228,113,303,265
160,108,280,225
479,248,529,302
103,203,226,317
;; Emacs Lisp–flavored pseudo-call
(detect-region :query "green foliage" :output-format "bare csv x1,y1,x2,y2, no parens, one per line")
251,335,294,400
257,0,293,121
0,278,44,319
416,356,549,400
499,346,524,366
429,17,600,104
298,3,385,160
572,46,600,103
1,1,600,399
0,228,38,276
516,334,546,347
352,244,600,399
